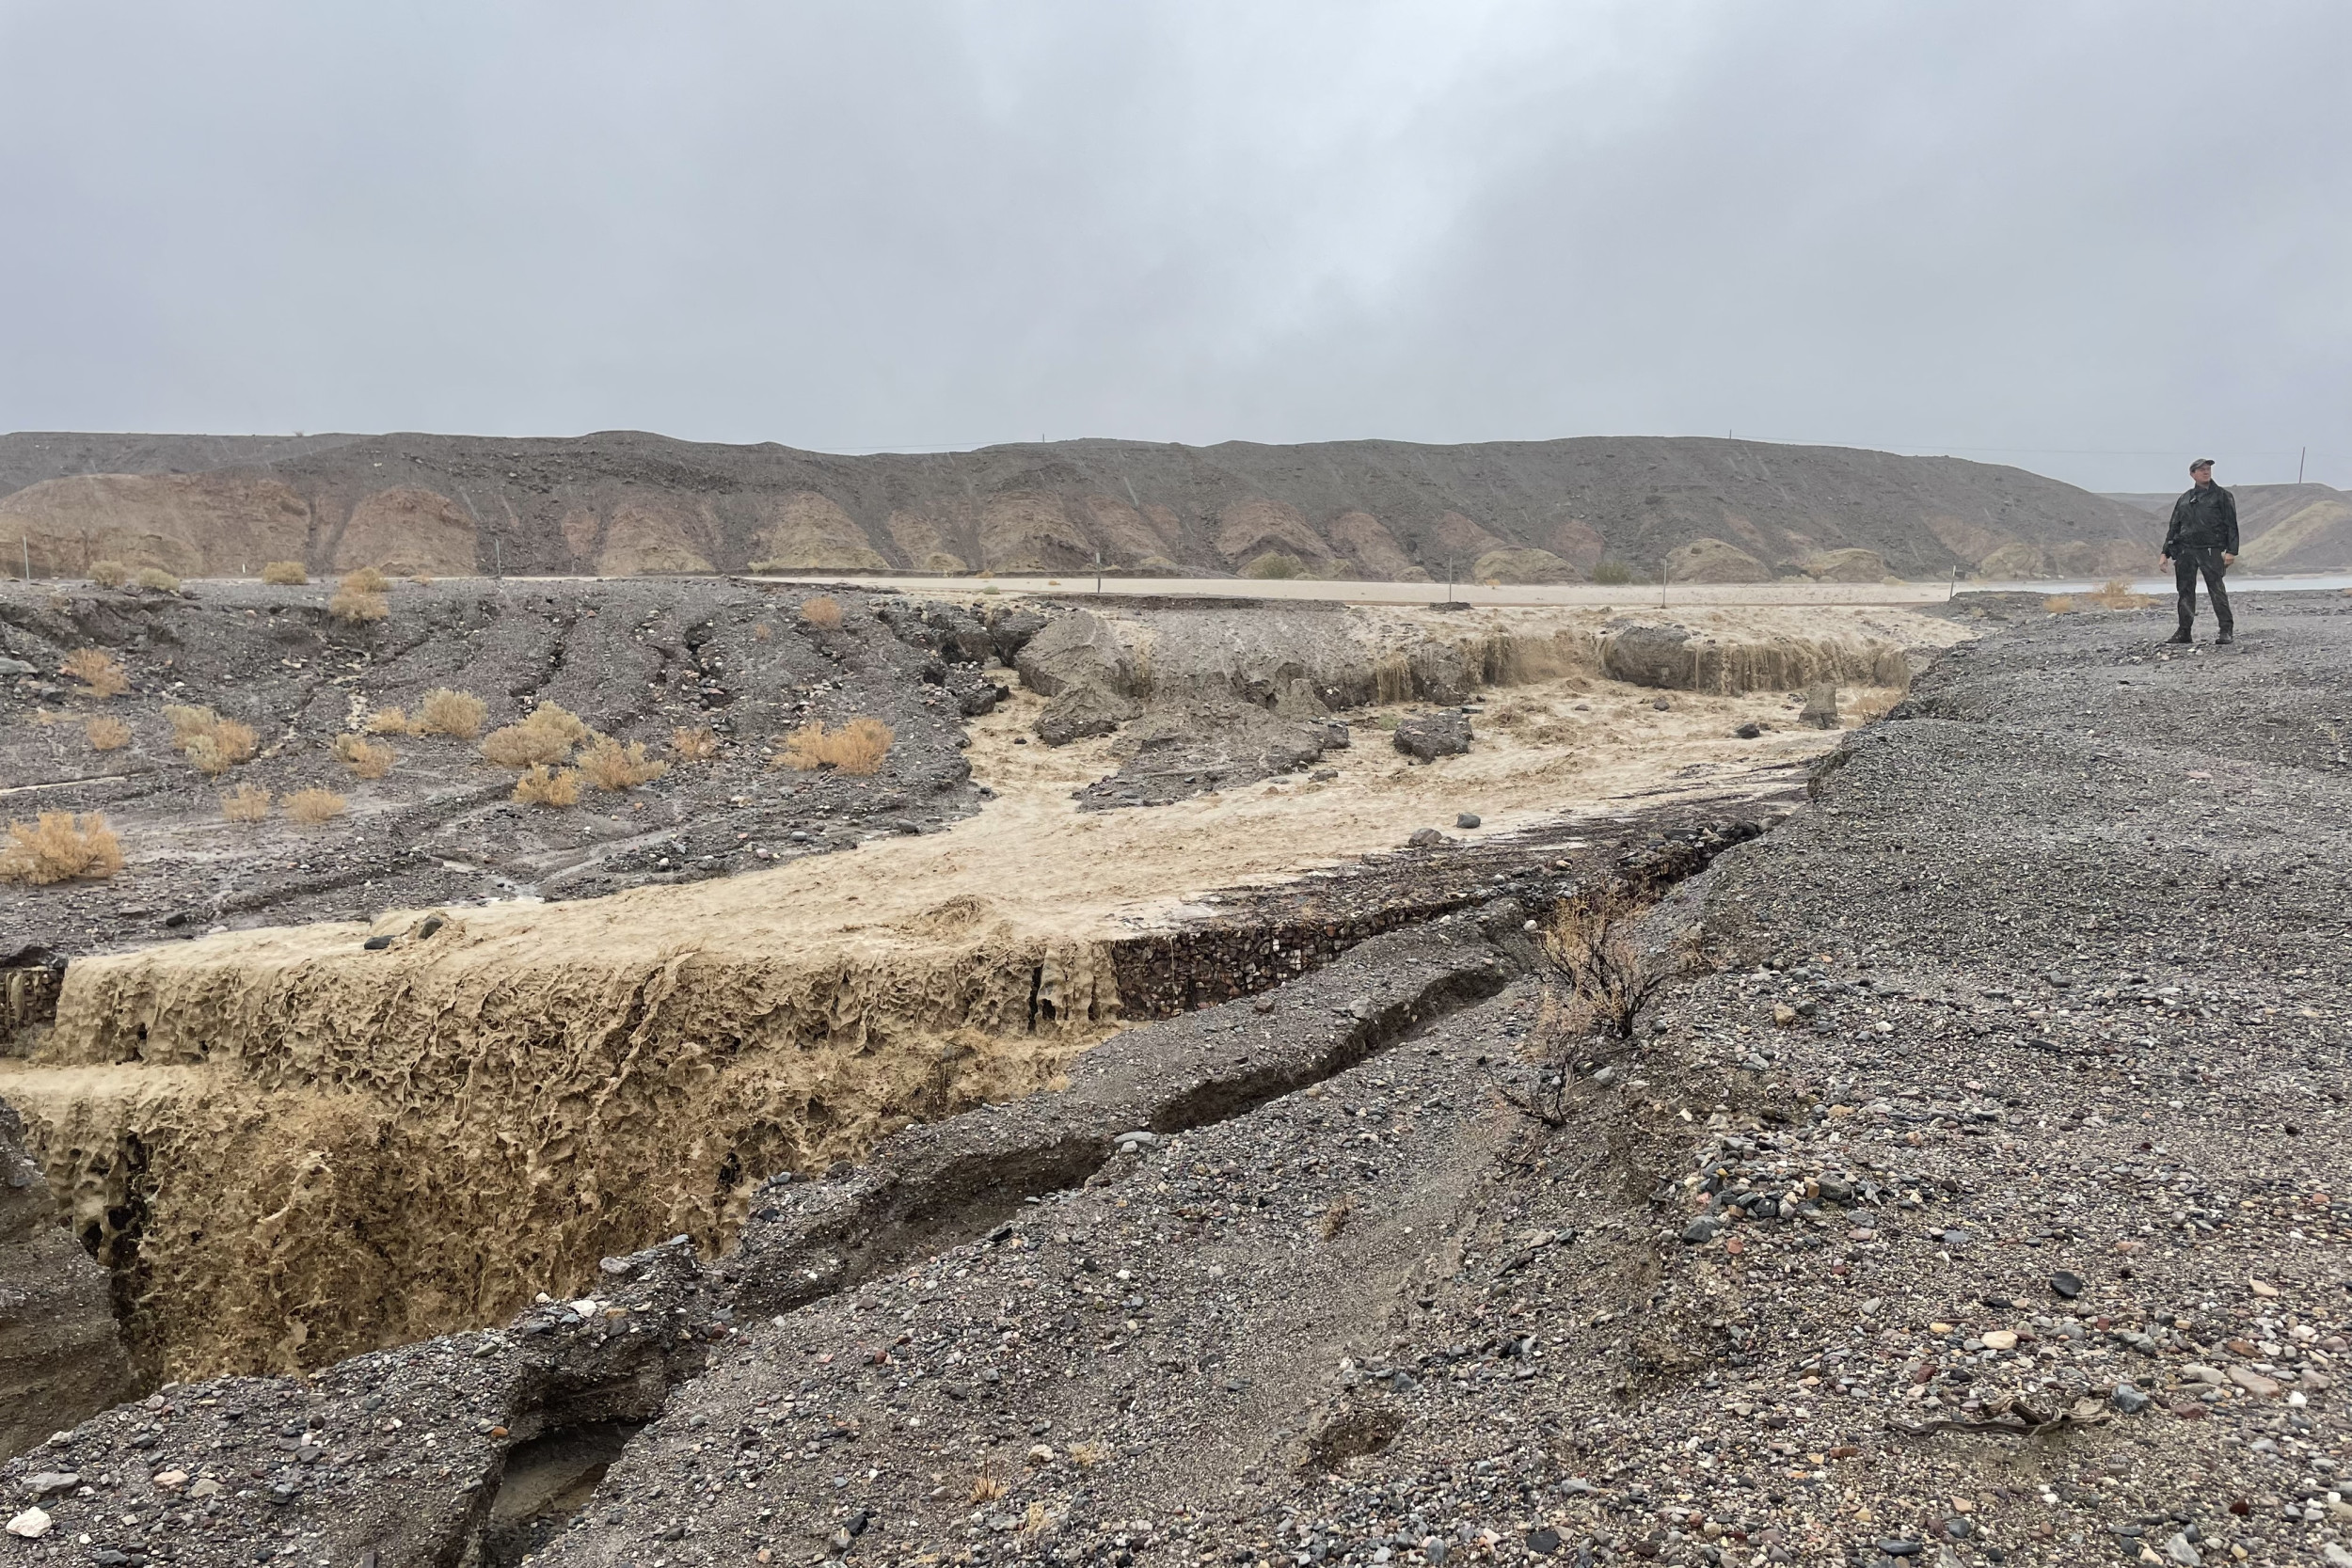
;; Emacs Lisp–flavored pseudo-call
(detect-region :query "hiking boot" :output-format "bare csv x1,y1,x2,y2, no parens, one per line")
2216,631,2234,645
2164,631,2192,645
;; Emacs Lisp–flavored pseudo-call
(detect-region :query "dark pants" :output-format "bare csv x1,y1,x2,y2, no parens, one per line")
2173,546,2232,636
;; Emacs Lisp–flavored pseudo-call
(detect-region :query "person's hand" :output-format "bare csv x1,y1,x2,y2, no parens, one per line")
2159,555,2170,569
2222,552,2236,567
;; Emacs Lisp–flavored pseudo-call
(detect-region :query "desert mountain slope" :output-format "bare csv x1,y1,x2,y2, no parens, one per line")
0,429,2161,582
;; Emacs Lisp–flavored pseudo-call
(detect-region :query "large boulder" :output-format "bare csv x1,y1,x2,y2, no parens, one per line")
1036,686,1143,746
1664,538,1772,584
1392,710,1472,761
1013,610,1128,696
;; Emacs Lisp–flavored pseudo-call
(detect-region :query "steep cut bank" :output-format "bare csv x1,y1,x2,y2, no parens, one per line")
0,430,2157,584
1,594,1952,1388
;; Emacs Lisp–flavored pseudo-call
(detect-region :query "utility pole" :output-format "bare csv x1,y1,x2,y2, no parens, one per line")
494,538,503,580
2299,447,2307,484
1094,549,1103,596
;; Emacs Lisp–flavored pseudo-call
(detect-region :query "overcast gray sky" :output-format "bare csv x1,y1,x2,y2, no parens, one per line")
3,1,2345,491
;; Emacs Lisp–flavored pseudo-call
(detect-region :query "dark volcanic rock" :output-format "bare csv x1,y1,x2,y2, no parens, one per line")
1392,709,1471,760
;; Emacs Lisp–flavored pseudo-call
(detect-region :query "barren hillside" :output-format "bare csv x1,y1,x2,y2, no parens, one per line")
0,431,2160,585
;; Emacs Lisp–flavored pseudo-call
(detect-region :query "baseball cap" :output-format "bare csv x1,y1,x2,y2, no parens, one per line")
2189,458,2215,471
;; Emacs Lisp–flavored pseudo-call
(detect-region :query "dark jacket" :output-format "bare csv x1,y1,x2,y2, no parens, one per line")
2164,483,2239,555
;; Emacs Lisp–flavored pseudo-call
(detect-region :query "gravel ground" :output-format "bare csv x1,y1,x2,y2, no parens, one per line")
0,580,1009,956
8,594,2348,1568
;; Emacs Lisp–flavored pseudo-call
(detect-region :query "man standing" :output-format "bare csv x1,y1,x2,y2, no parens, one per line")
2161,458,2237,645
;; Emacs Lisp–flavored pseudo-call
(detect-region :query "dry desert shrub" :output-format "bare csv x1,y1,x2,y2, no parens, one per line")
669,724,723,761
88,560,129,588
2043,594,2076,614
1067,1442,1110,1470
512,764,581,807
334,734,397,779
1318,1192,1354,1239
481,703,587,768
261,561,309,585
163,707,259,776
285,787,347,824
0,811,125,884
799,595,844,630
85,716,132,752
2086,577,2154,610
578,736,669,790
342,565,393,593
220,784,274,822
331,585,389,622
363,706,414,735
967,1467,1007,1505
63,647,130,698
135,566,181,592
751,622,772,641
773,716,893,776
415,688,487,738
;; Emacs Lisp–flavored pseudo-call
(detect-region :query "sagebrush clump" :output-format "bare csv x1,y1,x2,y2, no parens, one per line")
415,689,486,738
285,788,347,824
163,706,258,776
773,717,893,775
88,561,130,588
63,647,130,699
512,764,581,807
220,784,273,822
363,706,414,735
261,561,309,585
481,704,588,768
334,734,397,779
135,566,182,593
578,736,669,790
0,811,125,884
331,585,389,622
342,565,393,593
799,595,844,630
669,725,723,761
85,716,132,751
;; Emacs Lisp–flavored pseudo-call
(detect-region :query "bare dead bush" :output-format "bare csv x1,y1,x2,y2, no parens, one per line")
363,706,414,735
220,784,273,822
286,787,347,824
89,560,129,588
752,622,772,641
1491,896,1683,1126
799,595,844,630
414,688,487,738
512,764,581,807
341,565,393,593
334,734,396,779
773,716,893,775
967,1467,1007,1505
330,585,389,622
1318,1192,1354,1239
85,716,132,751
134,566,181,593
669,725,723,761
1,812,125,883
63,647,130,699
2043,594,2076,614
578,736,669,790
261,561,309,585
